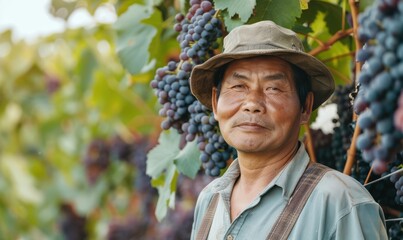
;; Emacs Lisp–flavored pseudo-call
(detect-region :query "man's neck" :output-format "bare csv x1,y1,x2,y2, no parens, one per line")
236,142,300,193
229,142,300,221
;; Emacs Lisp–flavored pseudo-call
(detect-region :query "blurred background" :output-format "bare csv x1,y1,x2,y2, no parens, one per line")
1,0,402,239
0,0,212,239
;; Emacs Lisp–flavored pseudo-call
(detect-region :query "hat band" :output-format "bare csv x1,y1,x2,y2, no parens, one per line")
226,42,301,54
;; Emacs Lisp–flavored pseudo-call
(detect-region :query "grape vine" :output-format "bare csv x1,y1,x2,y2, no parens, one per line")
150,0,234,176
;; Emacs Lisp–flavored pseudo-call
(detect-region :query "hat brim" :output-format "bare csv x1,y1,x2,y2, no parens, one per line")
190,49,335,110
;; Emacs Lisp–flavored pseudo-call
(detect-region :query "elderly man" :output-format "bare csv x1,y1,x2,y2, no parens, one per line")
189,21,387,240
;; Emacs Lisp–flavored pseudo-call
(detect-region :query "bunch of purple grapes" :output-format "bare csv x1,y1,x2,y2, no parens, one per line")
184,101,234,176
331,84,355,171
150,0,234,176
354,0,403,175
308,128,336,169
388,220,403,240
394,91,403,131
59,203,87,240
390,152,403,205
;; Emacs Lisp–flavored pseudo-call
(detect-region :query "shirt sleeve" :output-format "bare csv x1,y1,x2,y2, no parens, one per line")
331,202,388,240
190,189,210,240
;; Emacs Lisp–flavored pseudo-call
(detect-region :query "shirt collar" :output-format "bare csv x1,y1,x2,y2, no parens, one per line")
270,142,310,200
211,142,310,201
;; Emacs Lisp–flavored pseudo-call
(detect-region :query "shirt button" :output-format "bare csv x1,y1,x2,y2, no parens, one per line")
227,235,234,240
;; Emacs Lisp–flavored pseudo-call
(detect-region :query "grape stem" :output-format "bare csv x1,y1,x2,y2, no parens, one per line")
364,168,403,187
342,0,363,176
327,65,354,84
364,165,373,185
304,123,317,162
343,117,359,175
299,33,326,47
322,51,355,63
175,60,184,72
348,0,363,81
385,218,403,222
308,28,353,56
382,206,402,218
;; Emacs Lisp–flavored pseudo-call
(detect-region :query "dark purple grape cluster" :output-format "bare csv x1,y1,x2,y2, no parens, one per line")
175,0,222,64
351,150,372,184
83,138,111,184
150,0,223,133
151,62,196,132
150,1,233,176
394,91,403,131
354,0,403,175
388,220,403,240
308,128,336,169
184,101,234,176
390,152,403,205
59,203,87,240
107,217,149,240
331,84,355,171
391,171,403,205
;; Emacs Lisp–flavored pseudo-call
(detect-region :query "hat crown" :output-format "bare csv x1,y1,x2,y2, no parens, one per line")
223,21,305,53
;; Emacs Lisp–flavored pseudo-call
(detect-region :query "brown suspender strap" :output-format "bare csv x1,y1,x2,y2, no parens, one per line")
266,163,330,240
195,193,220,240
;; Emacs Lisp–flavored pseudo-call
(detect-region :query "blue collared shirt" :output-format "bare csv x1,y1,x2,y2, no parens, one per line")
191,143,388,240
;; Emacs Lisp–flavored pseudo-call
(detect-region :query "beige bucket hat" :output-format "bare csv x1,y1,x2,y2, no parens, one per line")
189,20,335,110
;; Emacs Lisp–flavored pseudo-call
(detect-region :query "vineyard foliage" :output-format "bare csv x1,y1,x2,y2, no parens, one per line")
1,0,400,239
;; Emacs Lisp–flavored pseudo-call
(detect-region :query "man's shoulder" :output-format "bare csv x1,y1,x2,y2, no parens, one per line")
313,167,375,205
197,177,222,199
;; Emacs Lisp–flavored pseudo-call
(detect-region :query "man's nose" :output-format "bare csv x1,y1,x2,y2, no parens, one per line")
241,90,265,113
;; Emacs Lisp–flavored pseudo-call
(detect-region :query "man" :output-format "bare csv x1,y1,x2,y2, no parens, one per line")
189,21,388,240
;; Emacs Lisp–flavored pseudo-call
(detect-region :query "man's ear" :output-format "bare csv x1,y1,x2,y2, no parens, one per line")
301,92,314,124
212,87,218,120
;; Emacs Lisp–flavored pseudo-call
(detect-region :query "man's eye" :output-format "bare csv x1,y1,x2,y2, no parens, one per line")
266,87,280,91
232,85,244,89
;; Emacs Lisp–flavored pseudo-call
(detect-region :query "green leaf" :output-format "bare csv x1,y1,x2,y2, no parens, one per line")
154,163,178,221
220,10,245,32
76,48,98,94
114,4,158,74
300,0,309,9
359,0,375,11
175,140,201,178
179,0,190,13
248,0,302,29
146,130,180,178
309,12,352,86
214,0,256,23
298,0,344,35
74,178,108,215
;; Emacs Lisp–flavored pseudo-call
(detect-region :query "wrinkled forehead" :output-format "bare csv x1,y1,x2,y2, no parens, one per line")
222,56,294,83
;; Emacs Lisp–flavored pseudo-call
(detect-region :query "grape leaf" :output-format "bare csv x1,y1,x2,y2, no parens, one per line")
300,0,309,10
147,130,202,220
154,166,178,221
214,0,256,23
175,139,201,178
309,12,352,86
248,0,302,29
146,130,180,178
76,48,97,95
113,4,158,74
220,10,244,32
298,0,345,34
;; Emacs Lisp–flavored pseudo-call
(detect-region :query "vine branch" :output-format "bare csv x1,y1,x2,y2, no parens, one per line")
308,28,354,56
343,0,362,175
304,28,353,164
304,123,317,162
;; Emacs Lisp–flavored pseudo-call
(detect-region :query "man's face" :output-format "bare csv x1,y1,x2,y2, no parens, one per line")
212,56,311,157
